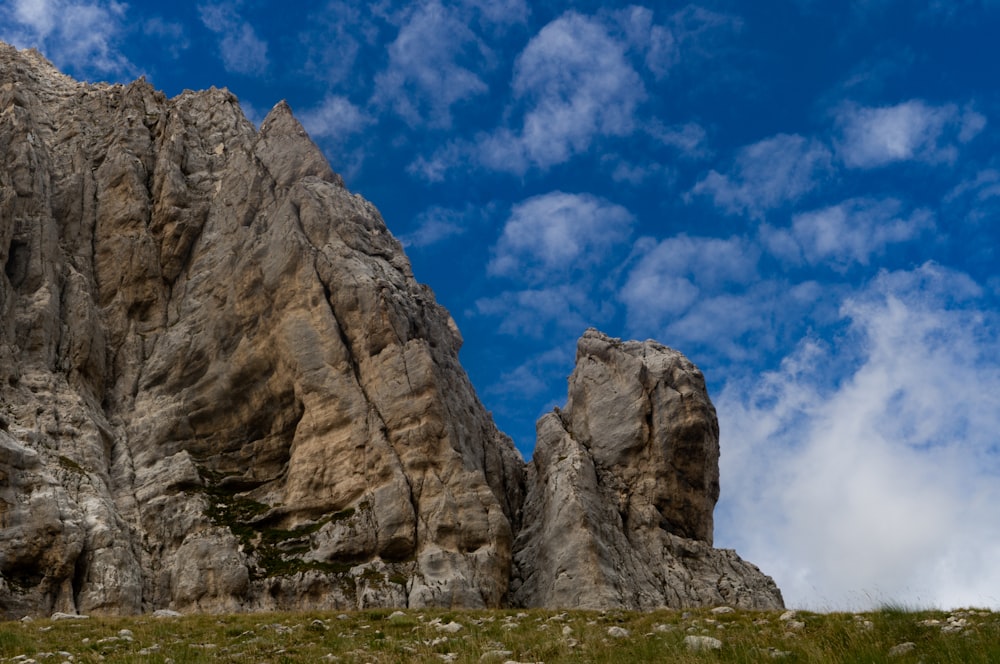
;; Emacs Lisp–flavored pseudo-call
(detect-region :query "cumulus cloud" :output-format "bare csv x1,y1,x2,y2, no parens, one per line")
372,0,493,128
692,134,833,218
620,235,759,332
762,198,935,270
421,11,648,176
488,192,634,283
716,263,1000,610
298,95,372,141
835,100,986,168
0,0,131,75
618,233,841,364
198,1,269,75
498,12,645,171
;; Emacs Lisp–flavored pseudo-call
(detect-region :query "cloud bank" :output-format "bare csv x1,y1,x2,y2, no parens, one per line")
716,263,1000,609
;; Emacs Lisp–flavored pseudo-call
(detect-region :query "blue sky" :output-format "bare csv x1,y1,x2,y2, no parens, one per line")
4,0,1000,611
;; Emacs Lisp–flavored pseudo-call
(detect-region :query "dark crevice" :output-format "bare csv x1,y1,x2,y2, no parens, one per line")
5,239,29,290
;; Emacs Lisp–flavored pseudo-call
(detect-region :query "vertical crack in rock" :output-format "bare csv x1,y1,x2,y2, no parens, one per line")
0,44,780,617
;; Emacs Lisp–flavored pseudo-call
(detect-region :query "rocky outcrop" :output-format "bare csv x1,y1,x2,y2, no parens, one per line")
511,330,783,609
0,44,523,616
0,44,780,617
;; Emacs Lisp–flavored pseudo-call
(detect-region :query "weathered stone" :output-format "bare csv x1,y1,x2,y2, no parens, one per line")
0,43,524,617
685,635,723,651
0,44,781,617
512,330,784,610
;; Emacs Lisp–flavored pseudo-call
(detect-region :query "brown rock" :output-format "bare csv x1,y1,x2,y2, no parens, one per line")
511,330,783,610
0,44,779,617
0,43,523,617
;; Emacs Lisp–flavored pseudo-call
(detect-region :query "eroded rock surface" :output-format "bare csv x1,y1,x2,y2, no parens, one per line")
0,44,780,617
0,44,523,617
511,330,784,610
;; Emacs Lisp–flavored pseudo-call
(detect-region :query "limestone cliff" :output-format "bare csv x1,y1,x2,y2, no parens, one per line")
511,330,783,609
0,44,781,617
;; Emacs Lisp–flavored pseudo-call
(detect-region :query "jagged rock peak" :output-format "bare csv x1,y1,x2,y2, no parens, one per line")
512,329,784,610
0,44,780,618
0,42,525,617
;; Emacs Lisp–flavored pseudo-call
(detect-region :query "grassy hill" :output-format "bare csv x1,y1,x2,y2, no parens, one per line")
1,606,998,662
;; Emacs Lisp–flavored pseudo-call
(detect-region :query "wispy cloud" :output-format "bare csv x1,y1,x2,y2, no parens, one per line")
460,0,529,28
298,95,372,141
620,234,759,332
486,344,574,399
835,99,986,168
372,0,493,129
0,0,131,76
143,18,190,60
399,204,487,249
762,198,935,271
717,263,1000,610
419,11,648,176
645,120,711,159
482,11,646,173
474,286,601,338
692,134,834,218
198,1,269,76
613,5,679,79
488,191,634,283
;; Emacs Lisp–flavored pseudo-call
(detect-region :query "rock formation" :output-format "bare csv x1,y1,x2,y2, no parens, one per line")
511,330,783,609
0,44,781,618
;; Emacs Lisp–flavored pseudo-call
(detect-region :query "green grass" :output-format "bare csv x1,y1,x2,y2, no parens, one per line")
0,607,997,663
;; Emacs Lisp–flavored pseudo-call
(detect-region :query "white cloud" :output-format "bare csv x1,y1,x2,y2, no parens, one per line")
409,9,664,178
461,0,529,27
692,134,833,218
835,100,986,168
646,121,711,158
951,169,1000,200
488,192,634,283
298,2,375,87
613,5,679,79
198,2,269,76
716,263,1000,610
487,344,574,399
474,286,598,338
1,0,131,75
298,95,372,141
505,12,646,171
143,18,189,59
372,0,491,128
763,198,935,270
399,205,482,248
620,235,759,332
604,157,670,186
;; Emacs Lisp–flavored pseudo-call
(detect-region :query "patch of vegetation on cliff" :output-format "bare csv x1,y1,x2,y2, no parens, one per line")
195,467,364,579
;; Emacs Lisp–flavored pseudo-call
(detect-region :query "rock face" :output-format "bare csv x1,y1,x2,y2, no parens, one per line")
0,44,781,617
511,330,783,609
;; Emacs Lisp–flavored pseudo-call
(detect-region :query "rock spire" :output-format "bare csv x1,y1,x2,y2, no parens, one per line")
0,44,781,617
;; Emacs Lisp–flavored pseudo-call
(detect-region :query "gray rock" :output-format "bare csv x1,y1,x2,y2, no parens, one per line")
0,44,780,617
889,642,917,657
685,635,723,651
0,42,523,617
512,330,783,610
